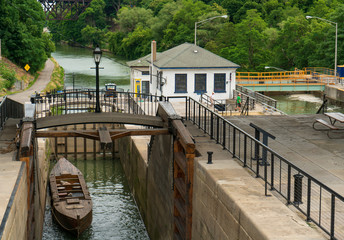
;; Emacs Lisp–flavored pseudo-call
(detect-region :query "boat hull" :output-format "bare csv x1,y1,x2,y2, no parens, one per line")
49,158,92,236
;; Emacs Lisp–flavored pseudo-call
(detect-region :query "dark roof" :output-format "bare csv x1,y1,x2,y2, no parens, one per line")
127,42,240,69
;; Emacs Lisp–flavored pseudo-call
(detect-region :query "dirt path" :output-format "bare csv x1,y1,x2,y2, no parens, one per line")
8,59,54,104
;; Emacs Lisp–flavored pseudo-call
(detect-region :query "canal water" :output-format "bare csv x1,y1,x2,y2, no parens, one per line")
43,45,149,239
51,44,131,91
42,157,150,240
268,93,344,115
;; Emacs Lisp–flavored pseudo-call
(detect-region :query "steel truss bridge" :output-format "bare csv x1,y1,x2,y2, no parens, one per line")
38,0,92,20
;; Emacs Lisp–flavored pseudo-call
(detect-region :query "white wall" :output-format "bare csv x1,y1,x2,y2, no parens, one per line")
130,67,150,92
158,68,237,100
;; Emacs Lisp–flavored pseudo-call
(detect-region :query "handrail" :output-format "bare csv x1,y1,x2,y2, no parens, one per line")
185,97,344,240
236,85,277,108
0,96,8,130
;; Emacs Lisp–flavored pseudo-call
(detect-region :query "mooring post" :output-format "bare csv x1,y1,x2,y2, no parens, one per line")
207,151,213,164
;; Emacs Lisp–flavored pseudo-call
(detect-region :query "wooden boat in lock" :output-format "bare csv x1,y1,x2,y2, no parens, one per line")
49,158,92,236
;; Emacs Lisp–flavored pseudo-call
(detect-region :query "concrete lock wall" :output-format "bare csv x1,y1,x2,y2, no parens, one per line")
325,85,344,103
34,138,51,240
118,127,174,240
0,163,28,240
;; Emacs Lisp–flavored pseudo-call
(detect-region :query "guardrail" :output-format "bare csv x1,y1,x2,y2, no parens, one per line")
185,97,344,240
0,96,24,130
236,69,337,85
0,96,7,129
31,90,344,239
236,85,277,108
32,89,167,118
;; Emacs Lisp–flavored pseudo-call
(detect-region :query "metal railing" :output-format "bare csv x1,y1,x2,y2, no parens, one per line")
236,85,277,108
30,90,344,239
0,96,24,130
185,97,344,240
0,96,8,129
32,89,167,118
236,69,337,85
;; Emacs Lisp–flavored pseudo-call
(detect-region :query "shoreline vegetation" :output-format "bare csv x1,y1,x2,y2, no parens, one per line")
44,58,64,93
0,57,64,97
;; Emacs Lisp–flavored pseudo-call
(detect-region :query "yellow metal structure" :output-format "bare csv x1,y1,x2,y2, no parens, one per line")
134,79,141,96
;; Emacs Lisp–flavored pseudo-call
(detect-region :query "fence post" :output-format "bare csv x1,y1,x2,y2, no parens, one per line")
270,154,274,190
293,173,304,205
222,121,226,149
210,112,214,139
287,165,291,204
307,178,311,222
330,194,335,240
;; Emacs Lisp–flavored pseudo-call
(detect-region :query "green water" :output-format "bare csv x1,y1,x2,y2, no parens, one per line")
42,157,149,240
51,45,130,91
268,93,344,115
43,46,148,239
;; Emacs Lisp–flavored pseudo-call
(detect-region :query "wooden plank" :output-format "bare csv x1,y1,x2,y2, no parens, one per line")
35,128,170,138
175,197,186,220
174,216,186,240
19,122,34,157
174,152,186,174
36,112,164,129
175,178,186,200
98,126,112,150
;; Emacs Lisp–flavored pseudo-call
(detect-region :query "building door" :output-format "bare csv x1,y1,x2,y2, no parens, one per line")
135,79,141,95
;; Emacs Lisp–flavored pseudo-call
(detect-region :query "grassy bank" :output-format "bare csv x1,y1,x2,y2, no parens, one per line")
43,58,64,93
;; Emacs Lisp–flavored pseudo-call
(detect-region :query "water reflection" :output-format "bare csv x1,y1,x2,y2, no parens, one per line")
42,157,149,240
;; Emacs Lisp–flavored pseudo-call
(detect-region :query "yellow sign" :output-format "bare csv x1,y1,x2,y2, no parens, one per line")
24,64,30,71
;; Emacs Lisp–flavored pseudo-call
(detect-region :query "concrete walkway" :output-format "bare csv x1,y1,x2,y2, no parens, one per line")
227,114,344,195
0,59,53,226
8,59,54,104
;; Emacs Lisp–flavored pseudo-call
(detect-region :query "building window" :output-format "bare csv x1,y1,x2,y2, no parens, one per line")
142,71,149,75
195,74,206,93
175,74,187,93
142,81,149,94
214,73,226,92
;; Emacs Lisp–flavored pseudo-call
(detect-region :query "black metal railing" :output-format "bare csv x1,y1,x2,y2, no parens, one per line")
236,85,277,108
0,96,24,130
32,89,167,118
0,96,8,129
30,90,344,239
185,97,344,240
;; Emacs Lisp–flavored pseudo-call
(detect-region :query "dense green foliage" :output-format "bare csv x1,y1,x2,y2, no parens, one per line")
50,0,343,71
0,0,55,73
0,62,16,89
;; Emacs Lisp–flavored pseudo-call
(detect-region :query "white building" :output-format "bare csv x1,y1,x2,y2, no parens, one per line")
127,41,240,100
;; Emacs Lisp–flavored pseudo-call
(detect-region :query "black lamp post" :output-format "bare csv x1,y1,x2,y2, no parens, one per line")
93,46,102,113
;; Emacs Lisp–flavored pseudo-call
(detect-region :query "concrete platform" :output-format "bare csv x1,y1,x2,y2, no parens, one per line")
227,114,344,195
0,119,21,222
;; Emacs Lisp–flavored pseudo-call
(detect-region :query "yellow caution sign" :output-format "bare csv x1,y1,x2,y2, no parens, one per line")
24,64,30,71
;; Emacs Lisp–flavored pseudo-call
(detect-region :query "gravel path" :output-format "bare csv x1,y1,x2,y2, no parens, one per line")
8,59,54,104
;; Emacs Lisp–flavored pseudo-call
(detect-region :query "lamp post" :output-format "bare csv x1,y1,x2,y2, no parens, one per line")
264,66,286,71
93,46,102,113
306,15,338,80
194,15,228,46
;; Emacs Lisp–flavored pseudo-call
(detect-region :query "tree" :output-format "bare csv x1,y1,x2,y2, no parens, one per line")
0,0,54,72
116,7,154,33
232,9,269,71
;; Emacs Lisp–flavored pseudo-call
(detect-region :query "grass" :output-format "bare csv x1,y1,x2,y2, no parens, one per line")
43,58,64,93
